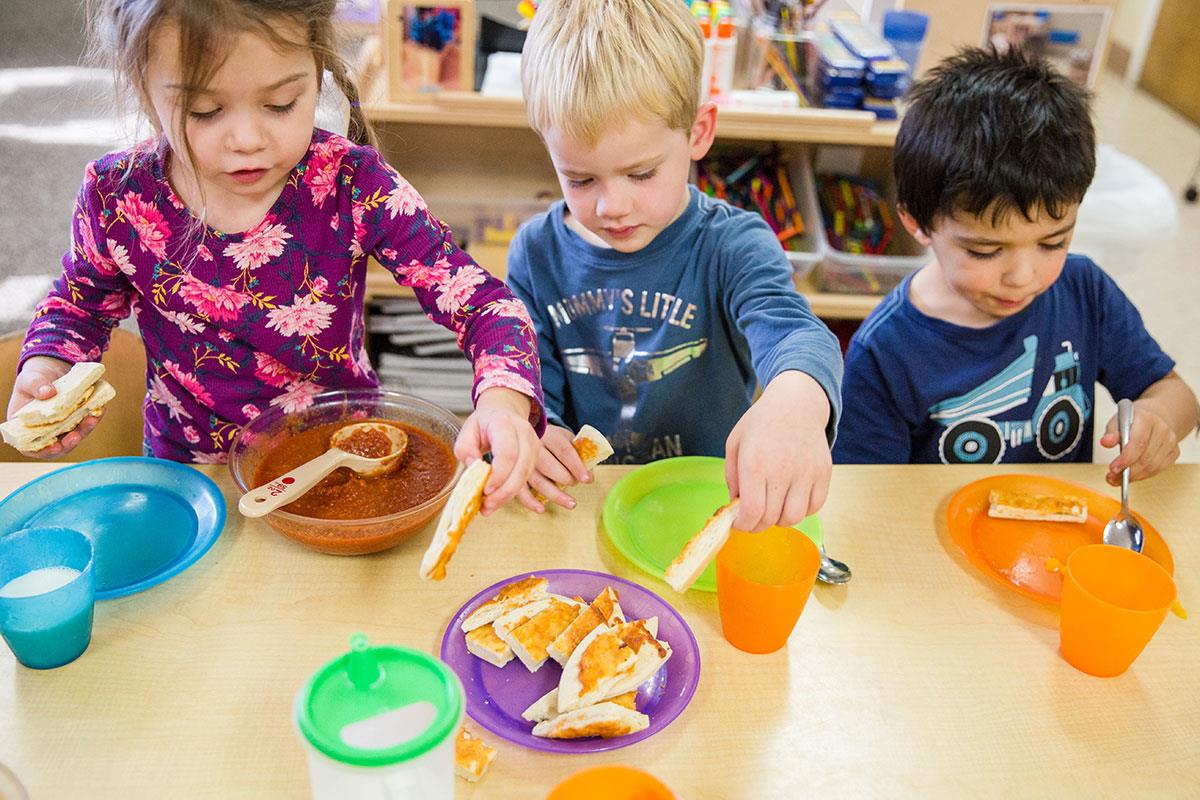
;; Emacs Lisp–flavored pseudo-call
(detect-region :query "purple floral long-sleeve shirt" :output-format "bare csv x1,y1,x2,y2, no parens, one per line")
22,129,544,462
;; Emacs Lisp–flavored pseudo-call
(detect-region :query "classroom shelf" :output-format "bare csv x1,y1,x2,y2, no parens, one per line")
362,90,900,147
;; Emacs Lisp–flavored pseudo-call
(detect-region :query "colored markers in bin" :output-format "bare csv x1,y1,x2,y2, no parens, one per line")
696,149,806,251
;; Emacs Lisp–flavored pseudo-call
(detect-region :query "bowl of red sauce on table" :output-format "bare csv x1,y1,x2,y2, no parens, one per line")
228,388,462,555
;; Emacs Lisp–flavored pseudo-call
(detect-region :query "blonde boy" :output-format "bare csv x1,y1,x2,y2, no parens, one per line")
507,0,843,531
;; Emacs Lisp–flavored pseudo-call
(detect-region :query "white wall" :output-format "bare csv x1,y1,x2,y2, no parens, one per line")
1110,0,1162,84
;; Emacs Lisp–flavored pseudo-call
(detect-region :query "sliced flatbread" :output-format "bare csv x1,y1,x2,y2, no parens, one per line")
14,362,106,425
419,459,491,581
547,585,624,666
1,379,116,452
499,596,585,673
606,619,671,698
572,424,615,468
664,499,740,593
557,622,638,713
465,624,514,668
454,727,497,782
531,701,650,740
987,489,1087,523
460,576,549,633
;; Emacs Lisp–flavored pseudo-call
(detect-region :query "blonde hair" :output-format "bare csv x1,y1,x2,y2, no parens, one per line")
522,0,704,146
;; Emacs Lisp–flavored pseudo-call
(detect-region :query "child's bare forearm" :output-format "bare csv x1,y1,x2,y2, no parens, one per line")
1136,371,1200,441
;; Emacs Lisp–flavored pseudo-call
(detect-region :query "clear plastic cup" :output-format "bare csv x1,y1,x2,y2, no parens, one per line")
0,527,95,670
1059,544,1178,677
716,524,821,654
546,765,675,799
294,634,463,799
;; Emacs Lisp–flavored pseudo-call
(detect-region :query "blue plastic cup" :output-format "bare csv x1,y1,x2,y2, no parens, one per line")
0,527,96,669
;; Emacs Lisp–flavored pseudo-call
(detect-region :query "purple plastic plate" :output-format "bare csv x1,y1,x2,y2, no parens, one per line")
440,569,701,753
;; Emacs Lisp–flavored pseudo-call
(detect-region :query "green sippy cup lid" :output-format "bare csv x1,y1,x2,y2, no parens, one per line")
295,633,463,768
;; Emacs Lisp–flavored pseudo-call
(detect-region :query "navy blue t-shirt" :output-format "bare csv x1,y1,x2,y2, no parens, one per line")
834,255,1175,465
507,186,843,464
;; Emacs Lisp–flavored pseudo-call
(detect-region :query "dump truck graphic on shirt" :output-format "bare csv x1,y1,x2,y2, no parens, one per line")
562,327,708,459
928,335,1092,464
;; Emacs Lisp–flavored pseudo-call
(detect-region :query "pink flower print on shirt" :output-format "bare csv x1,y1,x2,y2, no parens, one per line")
435,264,488,315
222,215,292,272
116,191,170,261
190,450,229,465
270,380,323,414
107,239,135,276
58,340,96,362
267,294,336,338
397,259,452,289
99,292,130,316
163,360,216,409
330,214,339,231
481,297,534,327
39,296,89,320
312,275,329,296
218,330,233,342
183,425,200,444
197,244,214,262
380,248,398,262
149,373,191,421
349,202,367,258
241,403,260,421
385,175,427,219
177,274,250,323
304,137,349,206
159,308,206,335
253,352,300,388
77,216,116,275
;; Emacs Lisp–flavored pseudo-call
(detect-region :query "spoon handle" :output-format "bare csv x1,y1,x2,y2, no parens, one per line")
1118,398,1133,515
238,449,350,518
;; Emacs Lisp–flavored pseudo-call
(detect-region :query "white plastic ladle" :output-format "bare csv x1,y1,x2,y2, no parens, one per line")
237,421,409,518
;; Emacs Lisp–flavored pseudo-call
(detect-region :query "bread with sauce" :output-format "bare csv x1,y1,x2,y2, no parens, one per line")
497,596,585,673
419,459,491,580
531,701,650,739
987,489,1087,523
454,727,497,782
547,585,624,665
460,576,550,633
664,499,740,592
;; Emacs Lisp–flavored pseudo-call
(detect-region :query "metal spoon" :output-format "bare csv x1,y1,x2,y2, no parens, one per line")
238,421,409,518
1102,398,1144,553
817,545,852,584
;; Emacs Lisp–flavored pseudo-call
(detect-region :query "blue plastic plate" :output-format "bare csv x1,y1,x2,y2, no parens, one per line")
0,457,225,599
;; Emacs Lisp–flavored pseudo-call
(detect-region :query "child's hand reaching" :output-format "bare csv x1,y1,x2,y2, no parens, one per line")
5,356,102,458
1100,400,1181,486
454,387,540,514
517,425,592,513
725,371,832,532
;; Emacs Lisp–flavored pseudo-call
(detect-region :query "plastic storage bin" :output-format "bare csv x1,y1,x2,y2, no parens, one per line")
811,146,928,294
693,144,825,281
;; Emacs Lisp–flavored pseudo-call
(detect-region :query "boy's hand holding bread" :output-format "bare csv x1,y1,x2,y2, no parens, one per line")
725,370,832,532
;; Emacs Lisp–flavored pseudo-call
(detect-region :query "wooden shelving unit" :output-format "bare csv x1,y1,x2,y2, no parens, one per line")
360,76,897,321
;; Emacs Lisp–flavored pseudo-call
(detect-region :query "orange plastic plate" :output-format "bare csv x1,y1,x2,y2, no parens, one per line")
946,474,1173,605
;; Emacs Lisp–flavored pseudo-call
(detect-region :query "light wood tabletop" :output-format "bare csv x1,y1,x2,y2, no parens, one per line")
0,462,1197,798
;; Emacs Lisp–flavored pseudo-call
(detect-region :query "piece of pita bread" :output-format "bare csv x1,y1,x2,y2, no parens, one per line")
465,623,515,668
532,424,615,503
522,685,640,723
663,499,740,593
14,362,106,425
557,623,638,713
606,619,672,697
491,597,553,639
1,379,116,452
547,585,624,665
419,459,491,581
454,727,497,782
460,576,549,632
531,701,650,739
500,596,585,673
987,489,1087,523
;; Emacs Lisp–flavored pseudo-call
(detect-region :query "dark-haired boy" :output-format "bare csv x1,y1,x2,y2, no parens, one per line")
834,47,1196,484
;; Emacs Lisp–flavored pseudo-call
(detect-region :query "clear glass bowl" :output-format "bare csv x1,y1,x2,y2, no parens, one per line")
228,388,462,555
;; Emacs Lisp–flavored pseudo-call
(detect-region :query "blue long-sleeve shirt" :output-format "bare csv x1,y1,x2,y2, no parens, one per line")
833,255,1175,465
507,186,843,464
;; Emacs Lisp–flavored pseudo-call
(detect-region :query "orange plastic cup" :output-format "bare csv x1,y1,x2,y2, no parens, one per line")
546,765,675,800
1059,544,1178,677
715,524,821,654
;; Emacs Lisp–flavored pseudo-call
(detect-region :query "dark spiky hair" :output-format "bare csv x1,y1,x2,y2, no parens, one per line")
895,46,1095,231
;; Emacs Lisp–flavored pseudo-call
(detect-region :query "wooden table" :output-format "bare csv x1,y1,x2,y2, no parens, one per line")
1,463,1197,797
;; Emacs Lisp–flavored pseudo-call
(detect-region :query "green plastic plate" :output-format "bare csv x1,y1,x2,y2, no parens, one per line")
602,456,823,592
